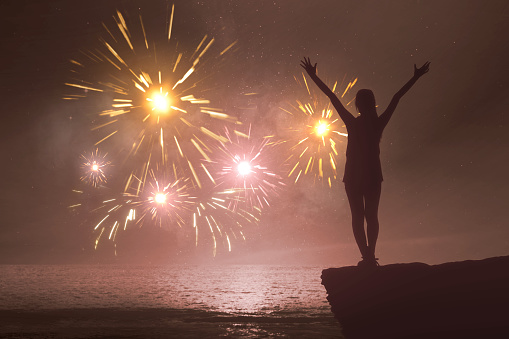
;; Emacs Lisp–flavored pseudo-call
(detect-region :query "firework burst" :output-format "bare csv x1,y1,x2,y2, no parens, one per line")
65,6,238,188
69,170,195,252
80,149,111,187
281,73,358,187
213,127,286,210
66,5,272,257
132,169,195,229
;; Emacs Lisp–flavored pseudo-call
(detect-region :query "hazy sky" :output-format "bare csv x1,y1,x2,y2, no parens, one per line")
1,0,508,265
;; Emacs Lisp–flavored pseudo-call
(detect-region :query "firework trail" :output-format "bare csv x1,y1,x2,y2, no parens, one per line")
192,191,261,256
69,189,138,253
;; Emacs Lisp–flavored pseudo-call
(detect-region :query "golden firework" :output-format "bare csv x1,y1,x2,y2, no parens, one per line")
65,6,238,188
281,73,358,187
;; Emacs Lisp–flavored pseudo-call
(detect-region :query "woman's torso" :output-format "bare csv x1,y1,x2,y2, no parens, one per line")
342,116,384,185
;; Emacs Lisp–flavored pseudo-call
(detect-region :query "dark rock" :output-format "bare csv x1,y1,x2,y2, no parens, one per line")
321,256,509,339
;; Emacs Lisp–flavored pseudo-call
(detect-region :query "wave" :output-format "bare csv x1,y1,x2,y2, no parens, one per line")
1,307,342,338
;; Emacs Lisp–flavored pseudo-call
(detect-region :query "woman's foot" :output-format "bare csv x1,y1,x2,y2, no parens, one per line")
357,256,379,268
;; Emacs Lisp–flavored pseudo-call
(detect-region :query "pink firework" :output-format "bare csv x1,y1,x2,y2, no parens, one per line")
213,127,286,210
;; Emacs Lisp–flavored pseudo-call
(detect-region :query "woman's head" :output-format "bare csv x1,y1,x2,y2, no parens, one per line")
355,89,377,117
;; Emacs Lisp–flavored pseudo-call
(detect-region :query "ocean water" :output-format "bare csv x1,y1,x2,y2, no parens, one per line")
0,265,342,338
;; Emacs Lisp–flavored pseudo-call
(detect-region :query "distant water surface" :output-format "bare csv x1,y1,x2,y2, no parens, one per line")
0,265,341,338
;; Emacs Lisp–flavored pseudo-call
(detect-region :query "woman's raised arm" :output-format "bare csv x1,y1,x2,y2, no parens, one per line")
301,57,354,126
379,61,431,128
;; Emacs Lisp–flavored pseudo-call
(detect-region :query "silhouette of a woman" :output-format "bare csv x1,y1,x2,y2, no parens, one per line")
301,57,430,266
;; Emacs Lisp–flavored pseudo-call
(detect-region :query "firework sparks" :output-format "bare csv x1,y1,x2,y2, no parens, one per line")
68,189,138,250
147,90,171,114
281,73,357,187
69,170,195,251
80,149,111,187
213,127,286,210
66,5,269,257
65,6,238,188
124,168,196,229
315,120,330,136
237,161,252,176
193,191,261,256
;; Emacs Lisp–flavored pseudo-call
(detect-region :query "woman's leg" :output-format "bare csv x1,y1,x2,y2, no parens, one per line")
344,183,369,258
364,182,382,259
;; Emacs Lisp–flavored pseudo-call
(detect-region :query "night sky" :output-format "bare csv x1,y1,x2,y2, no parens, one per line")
1,0,508,265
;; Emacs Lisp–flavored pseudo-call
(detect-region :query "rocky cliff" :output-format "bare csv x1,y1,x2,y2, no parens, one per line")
321,256,509,339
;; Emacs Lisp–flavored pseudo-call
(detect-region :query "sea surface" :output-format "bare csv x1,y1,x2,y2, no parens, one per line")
0,265,342,338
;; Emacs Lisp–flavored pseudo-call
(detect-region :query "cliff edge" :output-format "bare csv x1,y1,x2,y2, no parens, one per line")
321,256,509,339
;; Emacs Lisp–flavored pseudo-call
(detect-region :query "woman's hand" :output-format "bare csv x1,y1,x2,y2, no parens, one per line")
300,57,317,76
414,61,431,78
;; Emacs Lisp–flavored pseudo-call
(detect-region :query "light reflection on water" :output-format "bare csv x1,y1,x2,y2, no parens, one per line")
0,265,330,315
0,265,341,337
